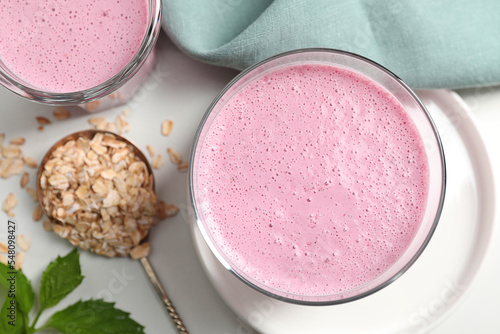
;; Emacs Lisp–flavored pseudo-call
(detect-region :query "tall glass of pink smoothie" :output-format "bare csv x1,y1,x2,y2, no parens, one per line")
190,49,446,304
0,0,162,112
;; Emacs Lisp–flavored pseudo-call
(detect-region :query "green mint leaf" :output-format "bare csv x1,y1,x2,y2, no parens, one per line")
0,293,26,334
44,299,145,334
0,262,15,289
14,269,34,314
39,248,84,310
0,263,34,314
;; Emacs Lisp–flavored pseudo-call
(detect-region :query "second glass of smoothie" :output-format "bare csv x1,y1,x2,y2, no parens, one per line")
0,0,162,112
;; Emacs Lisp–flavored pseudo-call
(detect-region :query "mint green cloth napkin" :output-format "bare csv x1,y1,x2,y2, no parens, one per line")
162,0,500,89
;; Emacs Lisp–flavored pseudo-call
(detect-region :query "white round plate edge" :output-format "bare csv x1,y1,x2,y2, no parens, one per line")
416,89,497,334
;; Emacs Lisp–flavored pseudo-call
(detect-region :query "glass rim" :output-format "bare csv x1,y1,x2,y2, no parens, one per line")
189,48,447,306
0,0,162,105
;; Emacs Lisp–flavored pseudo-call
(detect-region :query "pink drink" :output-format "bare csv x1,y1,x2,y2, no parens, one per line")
0,0,148,93
196,64,430,297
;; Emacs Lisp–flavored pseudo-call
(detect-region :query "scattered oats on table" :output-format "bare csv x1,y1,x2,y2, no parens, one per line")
164,204,179,217
33,204,43,221
84,100,101,112
36,116,51,125
2,193,17,216
157,201,179,220
88,117,106,128
20,172,29,188
39,132,163,258
146,145,155,157
0,135,37,268
2,145,22,158
17,234,32,252
167,147,182,165
10,137,25,146
115,113,130,134
1,158,24,178
89,116,116,132
22,155,38,168
177,161,189,172
53,107,71,120
152,154,164,169
161,120,173,136
14,252,25,270
88,109,131,134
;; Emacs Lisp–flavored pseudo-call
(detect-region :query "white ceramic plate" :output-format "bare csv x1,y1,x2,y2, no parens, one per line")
190,89,497,334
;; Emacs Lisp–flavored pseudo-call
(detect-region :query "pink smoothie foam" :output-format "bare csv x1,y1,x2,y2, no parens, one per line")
0,0,148,92
196,64,430,296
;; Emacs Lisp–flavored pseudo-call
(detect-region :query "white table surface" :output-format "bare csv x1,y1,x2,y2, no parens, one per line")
0,33,498,334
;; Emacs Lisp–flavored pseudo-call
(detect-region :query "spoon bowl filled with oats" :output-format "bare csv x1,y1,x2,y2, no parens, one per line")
36,129,190,334
37,130,156,258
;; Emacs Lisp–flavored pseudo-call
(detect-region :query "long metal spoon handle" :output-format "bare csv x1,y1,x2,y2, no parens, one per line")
140,257,190,334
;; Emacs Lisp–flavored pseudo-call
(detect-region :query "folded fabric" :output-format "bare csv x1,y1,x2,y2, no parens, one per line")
162,0,500,89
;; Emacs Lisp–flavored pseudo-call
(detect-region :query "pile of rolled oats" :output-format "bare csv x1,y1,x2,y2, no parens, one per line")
39,132,159,259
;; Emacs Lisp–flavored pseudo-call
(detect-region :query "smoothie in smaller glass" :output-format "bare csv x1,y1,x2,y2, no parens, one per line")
0,0,161,111
190,49,445,304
